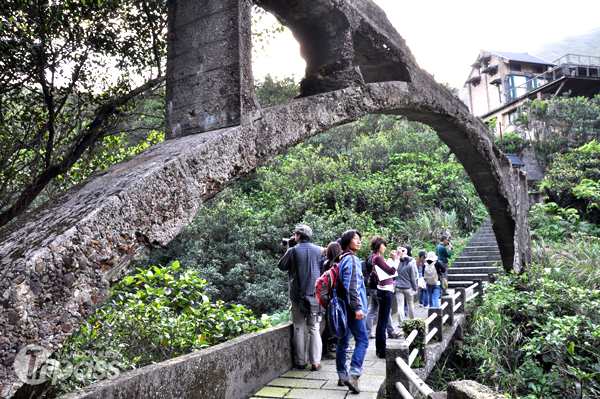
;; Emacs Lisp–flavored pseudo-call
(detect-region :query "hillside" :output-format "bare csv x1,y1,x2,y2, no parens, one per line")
532,26,600,62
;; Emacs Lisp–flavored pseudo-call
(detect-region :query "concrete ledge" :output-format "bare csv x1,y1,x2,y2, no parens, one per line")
447,380,505,399
59,323,293,399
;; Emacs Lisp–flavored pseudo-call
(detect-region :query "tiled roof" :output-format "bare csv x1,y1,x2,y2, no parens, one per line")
505,153,525,167
490,51,554,66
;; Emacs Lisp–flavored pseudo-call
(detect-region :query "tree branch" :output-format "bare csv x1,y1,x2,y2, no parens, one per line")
0,75,166,228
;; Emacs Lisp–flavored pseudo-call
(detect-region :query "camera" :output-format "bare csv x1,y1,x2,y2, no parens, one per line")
282,236,297,248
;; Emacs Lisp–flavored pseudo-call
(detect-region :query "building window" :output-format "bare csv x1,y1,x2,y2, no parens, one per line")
508,109,520,125
533,65,544,74
510,63,522,72
507,75,528,99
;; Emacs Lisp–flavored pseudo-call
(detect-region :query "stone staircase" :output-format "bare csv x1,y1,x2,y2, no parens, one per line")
447,220,503,288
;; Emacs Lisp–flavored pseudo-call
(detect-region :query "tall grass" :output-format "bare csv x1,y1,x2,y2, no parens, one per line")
531,234,600,289
426,233,600,397
395,208,460,247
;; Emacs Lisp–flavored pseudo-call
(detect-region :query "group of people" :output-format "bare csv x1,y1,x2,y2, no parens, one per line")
277,224,452,394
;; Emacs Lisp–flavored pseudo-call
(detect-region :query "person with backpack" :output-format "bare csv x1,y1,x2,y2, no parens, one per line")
335,229,369,394
277,224,323,371
369,236,399,359
364,249,401,340
320,241,342,359
394,247,418,326
423,251,447,308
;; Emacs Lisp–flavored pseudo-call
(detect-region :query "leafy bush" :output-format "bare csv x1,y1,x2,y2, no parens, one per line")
457,241,600,398
47,262,270,396
543,140,600,223
494,132,526,154
401,318,426,368
530,202,600,240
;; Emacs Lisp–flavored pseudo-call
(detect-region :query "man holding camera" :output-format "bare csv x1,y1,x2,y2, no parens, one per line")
436,235,453,296
277,224,323,371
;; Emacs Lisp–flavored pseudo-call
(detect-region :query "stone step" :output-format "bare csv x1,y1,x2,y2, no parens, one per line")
448,280,478,288
451,260,502,267
448,266,500,274
460,246,500,253
465,241,499,246
452,255,501,262
448,273,492,281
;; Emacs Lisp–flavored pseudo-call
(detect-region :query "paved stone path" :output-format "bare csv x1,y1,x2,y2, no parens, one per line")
251,303,437,399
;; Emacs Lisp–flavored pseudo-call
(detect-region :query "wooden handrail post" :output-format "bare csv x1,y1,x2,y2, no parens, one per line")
473,279,484,299
456,288,466,313
387,342,410,399
441,295,454,326
428,307,443,343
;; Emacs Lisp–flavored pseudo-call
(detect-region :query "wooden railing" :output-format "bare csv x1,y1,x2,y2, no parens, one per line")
389,279,485,399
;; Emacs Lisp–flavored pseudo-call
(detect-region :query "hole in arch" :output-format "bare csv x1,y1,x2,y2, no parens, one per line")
251,5,304,107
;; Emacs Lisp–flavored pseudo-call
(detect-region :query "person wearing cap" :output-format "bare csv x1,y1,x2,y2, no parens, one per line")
424,251,446,308
335,229,369,394
277,224,323,371
436,235,453,296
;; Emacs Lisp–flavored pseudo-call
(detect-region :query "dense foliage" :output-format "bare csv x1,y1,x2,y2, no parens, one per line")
39,262,271,397
542,140,600,224
458,248,600,398
510,95,600,172
142,111,487,315
0,0,168,227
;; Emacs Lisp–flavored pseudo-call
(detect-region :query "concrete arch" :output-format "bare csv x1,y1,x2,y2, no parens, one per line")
0,0,530,396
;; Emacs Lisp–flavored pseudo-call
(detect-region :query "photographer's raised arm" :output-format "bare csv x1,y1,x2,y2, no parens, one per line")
277,248,294,271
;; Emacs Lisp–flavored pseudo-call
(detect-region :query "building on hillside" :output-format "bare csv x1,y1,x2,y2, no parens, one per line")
465,51,600,131
465,51,600,183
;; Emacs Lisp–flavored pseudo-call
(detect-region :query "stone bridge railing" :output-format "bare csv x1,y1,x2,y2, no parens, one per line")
387,280,506,399
0,0,530,396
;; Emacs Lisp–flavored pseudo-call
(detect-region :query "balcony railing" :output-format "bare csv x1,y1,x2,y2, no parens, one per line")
554,54,600,67
506,59,600,101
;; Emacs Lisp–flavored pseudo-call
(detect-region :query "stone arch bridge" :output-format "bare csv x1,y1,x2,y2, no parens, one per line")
0,0,531,396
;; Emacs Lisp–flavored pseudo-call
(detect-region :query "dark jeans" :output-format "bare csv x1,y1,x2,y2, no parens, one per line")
336,304,369,378
322,306,332,356
375,289,393,356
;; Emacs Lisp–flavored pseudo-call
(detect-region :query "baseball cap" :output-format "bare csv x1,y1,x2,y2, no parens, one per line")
293,224,313,238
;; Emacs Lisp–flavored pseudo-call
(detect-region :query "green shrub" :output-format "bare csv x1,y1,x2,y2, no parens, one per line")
48,262,270,396
401,318,426,368
543,140,600,223
457,248,600,398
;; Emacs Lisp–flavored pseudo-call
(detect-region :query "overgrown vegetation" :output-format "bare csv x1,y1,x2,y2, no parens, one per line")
142,110,488,315
426,136,600,397
35,262,274,397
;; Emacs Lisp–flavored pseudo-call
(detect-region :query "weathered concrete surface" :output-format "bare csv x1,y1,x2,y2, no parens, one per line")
58,323,293,399
1,0,530,396
447,380,506,399
165,0,258,138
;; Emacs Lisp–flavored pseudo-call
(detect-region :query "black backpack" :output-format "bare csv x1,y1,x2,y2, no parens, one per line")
362,254,374,288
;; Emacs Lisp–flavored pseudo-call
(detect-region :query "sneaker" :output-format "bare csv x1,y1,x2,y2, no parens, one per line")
295,364,307,370
368,335,376,339
344,375,360,393
338,378,347,386
322,352,335,360
388,332,402,339
311,364,322,371
376,352,386,359
347,346,354,353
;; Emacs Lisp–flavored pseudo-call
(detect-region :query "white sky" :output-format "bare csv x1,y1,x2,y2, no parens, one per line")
252,0,600,89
